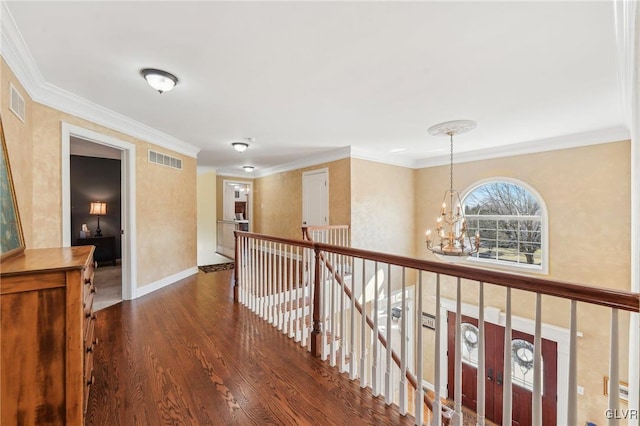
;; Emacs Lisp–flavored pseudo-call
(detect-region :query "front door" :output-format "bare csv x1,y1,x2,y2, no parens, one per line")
447,312,557,425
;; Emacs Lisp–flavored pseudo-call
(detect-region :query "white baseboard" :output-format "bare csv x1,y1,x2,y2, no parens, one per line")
135,266,199,298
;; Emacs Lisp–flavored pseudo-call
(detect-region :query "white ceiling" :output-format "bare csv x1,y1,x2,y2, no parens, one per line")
4,1,628,176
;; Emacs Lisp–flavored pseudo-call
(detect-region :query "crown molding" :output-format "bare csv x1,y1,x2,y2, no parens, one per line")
350,146,418,168
0,1,200,158
415,126,631,169
216,146,352,179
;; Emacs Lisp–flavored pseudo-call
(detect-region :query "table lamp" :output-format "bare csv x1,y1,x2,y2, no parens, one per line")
89,201,106,237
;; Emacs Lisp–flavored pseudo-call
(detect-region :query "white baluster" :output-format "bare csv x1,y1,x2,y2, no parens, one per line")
339,254,346,373
372,261,380,396
399,267,408,416
269,241,275,324
295,246,301,343
330,252,336,365
477,282,485,426
533,293,542,426
350,256,357,380
454,278,462,426
415,272,424,426
503,287,513,425
433,273,442,426
385,264,393,404
609,308,620,426
288,245,294,338
567,300,577,425
276,243,285,331
360,259,368,388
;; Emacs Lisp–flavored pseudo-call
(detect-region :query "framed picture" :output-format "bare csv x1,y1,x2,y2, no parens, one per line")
603,376,629,402
0,114,25,260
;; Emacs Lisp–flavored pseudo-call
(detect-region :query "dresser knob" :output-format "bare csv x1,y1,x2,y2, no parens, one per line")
93,337,99,346
91,313,97,321
87,375,95,386
85,312,91,319
90,287,97,294
85,278,91,285
86,345,93,353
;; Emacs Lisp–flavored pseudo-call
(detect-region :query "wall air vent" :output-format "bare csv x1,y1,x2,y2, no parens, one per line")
9,83,25,122
148,150,183,170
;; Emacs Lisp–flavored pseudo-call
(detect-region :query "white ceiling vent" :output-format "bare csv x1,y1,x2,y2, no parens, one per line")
9,83,25,122
148,150,183,170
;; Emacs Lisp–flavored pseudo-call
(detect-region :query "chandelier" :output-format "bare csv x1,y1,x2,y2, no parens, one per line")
425,120,480,259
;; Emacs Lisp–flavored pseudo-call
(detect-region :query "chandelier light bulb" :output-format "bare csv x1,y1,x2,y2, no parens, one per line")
242,165,254,172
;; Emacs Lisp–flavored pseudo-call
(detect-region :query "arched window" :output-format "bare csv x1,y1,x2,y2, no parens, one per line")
462,179,547,272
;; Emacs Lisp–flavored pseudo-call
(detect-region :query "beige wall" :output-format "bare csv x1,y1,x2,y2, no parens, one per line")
1,58,197,288
415,141,631,423
351,158,415,257
253,158,351,240
197,171,217,266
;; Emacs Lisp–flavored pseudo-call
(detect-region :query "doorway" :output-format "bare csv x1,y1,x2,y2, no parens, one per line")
61,122,136,301
219,180,253,258
447,312,558,426
69,144,122,310
302,168,328,227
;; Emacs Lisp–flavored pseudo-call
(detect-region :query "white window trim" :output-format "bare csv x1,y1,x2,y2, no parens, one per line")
460,177,549,275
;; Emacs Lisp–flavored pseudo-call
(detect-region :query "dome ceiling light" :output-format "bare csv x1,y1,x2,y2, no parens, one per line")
140,68,179,94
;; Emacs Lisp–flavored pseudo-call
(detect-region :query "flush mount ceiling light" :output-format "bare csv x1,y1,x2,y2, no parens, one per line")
232,142,249,153
140,68,179,94
242,165,255,172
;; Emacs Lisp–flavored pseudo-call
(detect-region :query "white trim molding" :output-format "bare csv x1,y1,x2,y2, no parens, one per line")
136,267,198,298
416,126,631,169
614,0,640,421
62,122,138,301
0,2,200,159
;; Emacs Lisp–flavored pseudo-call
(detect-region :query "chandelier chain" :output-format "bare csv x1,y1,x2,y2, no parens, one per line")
449,133,454,193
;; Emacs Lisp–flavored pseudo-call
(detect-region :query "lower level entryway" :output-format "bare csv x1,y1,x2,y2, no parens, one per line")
447,312,558,426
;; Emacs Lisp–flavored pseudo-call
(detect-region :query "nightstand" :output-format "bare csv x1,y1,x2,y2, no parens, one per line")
76,236,117,266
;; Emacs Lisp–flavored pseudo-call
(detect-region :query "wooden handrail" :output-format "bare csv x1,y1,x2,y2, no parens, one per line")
237,231,314,249
235,229,640,426
312,242,639,313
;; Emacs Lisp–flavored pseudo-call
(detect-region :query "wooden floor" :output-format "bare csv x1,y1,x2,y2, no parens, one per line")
85,269,416,425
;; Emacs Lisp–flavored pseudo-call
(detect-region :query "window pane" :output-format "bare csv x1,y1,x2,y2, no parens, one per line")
462,181,544,269
461,323,479,366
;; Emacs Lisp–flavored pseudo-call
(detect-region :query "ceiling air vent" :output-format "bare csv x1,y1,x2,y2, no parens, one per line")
9,83,25,122
148,150,183,170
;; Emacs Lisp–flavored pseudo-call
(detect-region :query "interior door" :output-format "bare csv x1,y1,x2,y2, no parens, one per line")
447,312,557,426
302,169,328,227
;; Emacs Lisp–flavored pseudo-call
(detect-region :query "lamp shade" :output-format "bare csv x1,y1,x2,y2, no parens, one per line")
90,202,107,216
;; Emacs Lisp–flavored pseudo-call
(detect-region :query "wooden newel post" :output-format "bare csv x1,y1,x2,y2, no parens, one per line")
233,231,240,303
310,246,323,357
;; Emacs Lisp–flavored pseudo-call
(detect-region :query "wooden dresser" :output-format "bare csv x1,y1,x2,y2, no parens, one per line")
1,246,97,425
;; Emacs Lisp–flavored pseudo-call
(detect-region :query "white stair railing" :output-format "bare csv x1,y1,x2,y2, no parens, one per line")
234,230,640,426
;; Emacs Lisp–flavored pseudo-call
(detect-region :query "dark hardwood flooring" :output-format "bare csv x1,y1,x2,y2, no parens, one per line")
86,269,416,425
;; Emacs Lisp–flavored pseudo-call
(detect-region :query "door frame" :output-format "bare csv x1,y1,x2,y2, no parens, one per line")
302,168,329,226
61,122,136,300
222,179,253,227
439,297,574,425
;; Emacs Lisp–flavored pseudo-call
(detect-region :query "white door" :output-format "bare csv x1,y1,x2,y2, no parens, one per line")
302,169,328,226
